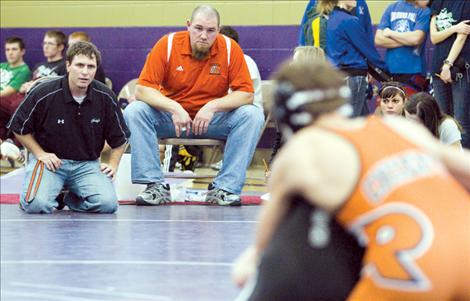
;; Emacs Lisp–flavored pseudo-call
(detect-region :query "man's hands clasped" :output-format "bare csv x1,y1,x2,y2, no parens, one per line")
172,102,217,137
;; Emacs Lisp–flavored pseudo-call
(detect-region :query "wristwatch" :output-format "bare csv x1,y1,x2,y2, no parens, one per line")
443,59,453,67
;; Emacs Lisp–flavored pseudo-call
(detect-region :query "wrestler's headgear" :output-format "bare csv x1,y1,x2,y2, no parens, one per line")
272,80,351,139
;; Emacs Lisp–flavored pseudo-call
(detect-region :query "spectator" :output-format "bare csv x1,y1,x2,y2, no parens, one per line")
19,30,67,94
68,31,107,84
233,58,470,301
299,0,374,46
375,0,431,95
324,0,387,117
375,81,407,116
124,5,264,206
7,41,130,214
429,0,470,149
0,36,31,142
405,92,462,148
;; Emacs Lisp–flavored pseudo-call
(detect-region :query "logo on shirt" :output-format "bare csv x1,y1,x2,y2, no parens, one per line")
209,63,221,75
90,118,101,124
176,65,184,72
358,6,365,15
57,119,65,124
0,69,14,90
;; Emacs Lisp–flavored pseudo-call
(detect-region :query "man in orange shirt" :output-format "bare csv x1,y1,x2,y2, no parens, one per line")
124,5,264,206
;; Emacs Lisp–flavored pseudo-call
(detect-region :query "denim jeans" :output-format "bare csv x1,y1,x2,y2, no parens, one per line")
124,101,265,195
432,74,470,149
347,75,369,117
20,156,118,214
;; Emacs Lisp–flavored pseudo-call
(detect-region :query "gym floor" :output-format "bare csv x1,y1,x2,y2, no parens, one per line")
1,204,260,301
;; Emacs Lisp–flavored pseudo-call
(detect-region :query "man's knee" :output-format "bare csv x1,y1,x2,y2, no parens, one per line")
236,105,265,126
123,101,149,124
21,197,55,214
89,193,118,213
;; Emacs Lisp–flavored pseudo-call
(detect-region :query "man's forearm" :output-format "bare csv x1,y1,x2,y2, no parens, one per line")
206,91,253,112
444,33,468,66
134,84,183,114
14,133,45,158
375,30,402,48
430,16,456,44
387,30,425,46
107,143,127,169
0,86,17,98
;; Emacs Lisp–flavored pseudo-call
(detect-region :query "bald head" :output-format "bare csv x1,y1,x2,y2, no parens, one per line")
191,5,220,27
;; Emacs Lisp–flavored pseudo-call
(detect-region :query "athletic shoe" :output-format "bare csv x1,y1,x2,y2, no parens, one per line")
205,183,241,206
136,183,171,205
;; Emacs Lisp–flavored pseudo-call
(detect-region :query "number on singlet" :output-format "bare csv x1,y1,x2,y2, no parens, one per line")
349,202,434,291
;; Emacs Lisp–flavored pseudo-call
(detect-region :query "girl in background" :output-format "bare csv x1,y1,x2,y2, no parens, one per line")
405,92,462,149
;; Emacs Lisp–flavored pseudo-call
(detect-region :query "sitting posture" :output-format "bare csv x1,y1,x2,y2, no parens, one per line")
124,5,264,206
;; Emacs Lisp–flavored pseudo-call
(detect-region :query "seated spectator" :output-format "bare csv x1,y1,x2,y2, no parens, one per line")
124,5,264,206
375,81,407,116
68,31,107,84
404,92,462,149
7,41,130,214
19,30,67,94
0,36,31,143
375,0,431,95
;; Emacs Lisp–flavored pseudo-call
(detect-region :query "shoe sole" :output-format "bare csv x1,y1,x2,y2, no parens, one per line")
136,196,170,206
205,196,242,206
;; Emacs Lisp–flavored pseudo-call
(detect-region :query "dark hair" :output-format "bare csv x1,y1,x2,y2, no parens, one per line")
5,36,25,49
378,81,406,100
66,41,101,67
405,92,460,138
45,30,67,47
219,26,239,43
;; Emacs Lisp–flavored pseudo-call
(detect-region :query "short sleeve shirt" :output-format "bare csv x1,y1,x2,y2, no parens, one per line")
0,62,31,91
430,0,470,73
138,31,253,118
7,76,130,160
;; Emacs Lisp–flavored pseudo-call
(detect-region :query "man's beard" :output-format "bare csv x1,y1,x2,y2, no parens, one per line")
192,44,210,61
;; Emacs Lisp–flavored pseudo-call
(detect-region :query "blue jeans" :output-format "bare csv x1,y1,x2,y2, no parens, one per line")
347,75,369,117
20,156,118,214
124,101,265,195
433,74,470,149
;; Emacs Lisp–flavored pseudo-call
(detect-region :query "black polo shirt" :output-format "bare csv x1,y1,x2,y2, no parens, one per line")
7,75,130,161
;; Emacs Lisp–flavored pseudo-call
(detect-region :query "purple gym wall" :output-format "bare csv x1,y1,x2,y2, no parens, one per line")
0,26,299,95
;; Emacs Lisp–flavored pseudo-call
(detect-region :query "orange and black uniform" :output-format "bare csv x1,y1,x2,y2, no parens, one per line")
330,116,470,301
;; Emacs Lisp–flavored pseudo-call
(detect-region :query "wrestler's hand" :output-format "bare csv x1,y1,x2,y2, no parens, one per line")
192,103,216,135
37,152,62,172
232,245,259,288
172,106,192,137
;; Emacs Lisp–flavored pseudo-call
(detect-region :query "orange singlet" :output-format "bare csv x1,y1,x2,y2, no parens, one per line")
330,116,470,301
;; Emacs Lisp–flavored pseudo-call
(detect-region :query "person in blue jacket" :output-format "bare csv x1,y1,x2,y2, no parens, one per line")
325,0,387,117
298,0,373,46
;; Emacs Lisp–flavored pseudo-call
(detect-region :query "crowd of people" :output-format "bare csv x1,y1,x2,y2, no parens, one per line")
1,1,469,300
